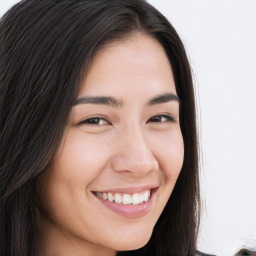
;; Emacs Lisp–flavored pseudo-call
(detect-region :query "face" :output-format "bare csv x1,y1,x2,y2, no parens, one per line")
39,34,184,256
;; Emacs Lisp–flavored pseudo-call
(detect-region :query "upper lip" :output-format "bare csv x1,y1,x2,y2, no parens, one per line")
93,185,158,194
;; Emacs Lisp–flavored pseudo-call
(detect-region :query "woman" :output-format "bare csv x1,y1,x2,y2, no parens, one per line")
0,0,203,255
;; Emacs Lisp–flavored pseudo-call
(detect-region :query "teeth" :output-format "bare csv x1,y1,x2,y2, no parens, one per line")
123,194,132,204
107,192,114,202
95,192,103,198
114,193,122,204
103,193,107,200
95,190,151,205
143,190,150,202
139,194,144,204
131,193,140,205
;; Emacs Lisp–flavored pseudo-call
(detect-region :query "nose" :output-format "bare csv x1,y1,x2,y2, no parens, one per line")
110,126,159,176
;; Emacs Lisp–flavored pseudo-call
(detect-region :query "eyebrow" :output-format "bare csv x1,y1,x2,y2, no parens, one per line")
147,93,180,105
74,92,180,108
74,96,123,108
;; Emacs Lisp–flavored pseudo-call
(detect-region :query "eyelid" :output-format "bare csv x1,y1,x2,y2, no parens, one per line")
147,114,176,123
76,113,176,126
78,116,111,126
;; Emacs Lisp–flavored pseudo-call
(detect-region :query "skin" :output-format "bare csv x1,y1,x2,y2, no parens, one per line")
38,33,184,256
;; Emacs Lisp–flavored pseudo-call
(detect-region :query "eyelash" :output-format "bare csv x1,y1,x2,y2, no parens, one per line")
79,117,110,126
78,114,175,126
147,114,175,123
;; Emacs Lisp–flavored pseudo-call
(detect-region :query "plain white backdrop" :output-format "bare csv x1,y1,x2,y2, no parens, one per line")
1,1,256,255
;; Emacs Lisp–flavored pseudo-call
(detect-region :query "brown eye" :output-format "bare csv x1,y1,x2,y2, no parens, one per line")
79,117,110,126
148,114,175,123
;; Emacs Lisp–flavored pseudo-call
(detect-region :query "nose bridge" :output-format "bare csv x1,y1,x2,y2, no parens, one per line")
111,124,159,175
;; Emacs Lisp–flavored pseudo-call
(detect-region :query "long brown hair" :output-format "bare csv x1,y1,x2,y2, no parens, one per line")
0,1,200,255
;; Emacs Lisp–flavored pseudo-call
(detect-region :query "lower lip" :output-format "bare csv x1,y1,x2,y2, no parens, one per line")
94,189,156,218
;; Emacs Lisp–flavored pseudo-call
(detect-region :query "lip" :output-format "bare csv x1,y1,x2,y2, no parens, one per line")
93,187,157,218
94,185,157,194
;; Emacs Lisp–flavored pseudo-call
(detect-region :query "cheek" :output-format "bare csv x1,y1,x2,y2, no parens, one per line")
41,130,112,214
53,128,111,184
168,134,184,173
152,129,184,181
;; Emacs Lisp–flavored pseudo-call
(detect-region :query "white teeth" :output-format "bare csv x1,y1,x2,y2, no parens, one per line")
143,190,150,202
123,194,132,204
103,193,108,200
131,193,140,205
114,193,122,204
95,190,151,205
107,192,114,202
139,194,144,204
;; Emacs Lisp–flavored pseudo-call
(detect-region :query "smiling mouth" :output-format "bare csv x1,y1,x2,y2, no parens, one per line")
93,190,151,205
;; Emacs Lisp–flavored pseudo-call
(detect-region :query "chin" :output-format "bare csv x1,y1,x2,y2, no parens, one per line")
111,230,152,251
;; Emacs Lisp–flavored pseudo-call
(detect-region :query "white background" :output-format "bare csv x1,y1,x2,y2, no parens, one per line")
1,0,255,255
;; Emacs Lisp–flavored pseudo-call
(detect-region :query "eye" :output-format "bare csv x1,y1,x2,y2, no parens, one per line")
78,117,110,126
147,114,175,123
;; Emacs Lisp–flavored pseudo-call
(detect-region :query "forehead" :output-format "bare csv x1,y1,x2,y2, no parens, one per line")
78,33,176,99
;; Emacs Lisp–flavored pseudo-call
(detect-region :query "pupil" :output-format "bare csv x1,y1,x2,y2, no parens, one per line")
152,116,161,122
89,118,99,124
